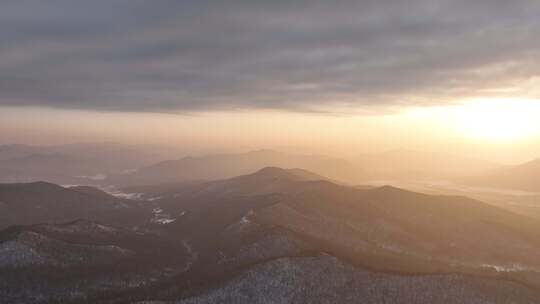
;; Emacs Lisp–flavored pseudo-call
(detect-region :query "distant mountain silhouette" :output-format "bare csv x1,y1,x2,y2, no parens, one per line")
356,149,500,181
0,153,101,183
0,143,180,184
113,150,361,185
467,158,540,192
0,144,40,160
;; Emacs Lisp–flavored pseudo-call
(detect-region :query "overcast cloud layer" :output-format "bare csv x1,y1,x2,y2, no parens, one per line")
1,0,540,112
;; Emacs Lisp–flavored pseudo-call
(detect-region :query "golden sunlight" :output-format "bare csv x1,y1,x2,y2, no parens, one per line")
452,99,540,141
407,98,540,142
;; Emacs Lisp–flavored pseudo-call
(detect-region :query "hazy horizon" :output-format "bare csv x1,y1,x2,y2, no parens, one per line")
3,2,540,302
2,1,540,165
2,105,540,165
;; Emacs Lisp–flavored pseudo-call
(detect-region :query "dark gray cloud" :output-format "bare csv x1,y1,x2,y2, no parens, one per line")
1,0,540,112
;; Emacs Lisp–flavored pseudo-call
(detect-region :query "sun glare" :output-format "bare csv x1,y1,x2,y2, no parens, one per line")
407,98,540,142
451,99,540,141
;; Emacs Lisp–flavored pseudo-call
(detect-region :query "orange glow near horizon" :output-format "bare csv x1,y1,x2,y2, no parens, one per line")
407,98,540,143
2,98,540,164
452,99,540,142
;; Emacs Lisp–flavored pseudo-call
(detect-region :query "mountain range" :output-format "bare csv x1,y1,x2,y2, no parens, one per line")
355,149,501,181
0,144,519,188
0,143,180,184
2,167,540,303
111,149,361,186
467,158,540,192
0,182,150,229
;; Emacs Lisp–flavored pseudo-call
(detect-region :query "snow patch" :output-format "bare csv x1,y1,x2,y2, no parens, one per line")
76,173,107,181
0,240,46,267
151,208,177,225
480,263,536,273
102,186,144,200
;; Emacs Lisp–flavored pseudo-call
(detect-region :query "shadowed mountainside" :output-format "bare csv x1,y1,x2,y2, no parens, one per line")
115,167,540,303
0,220,192,303
0,182,151,229
2,167,540,303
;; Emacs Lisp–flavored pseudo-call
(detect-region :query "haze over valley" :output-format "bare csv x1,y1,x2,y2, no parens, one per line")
2,143,540,303
2,1,540,303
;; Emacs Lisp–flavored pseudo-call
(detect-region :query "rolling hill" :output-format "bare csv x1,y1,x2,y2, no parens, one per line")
0,182,150,229
112,150,361,186
0,143,181,184
0,220,192,303
2,167,540,303
117,167,540,302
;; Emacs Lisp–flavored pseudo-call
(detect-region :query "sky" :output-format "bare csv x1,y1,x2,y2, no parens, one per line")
2,0,540,163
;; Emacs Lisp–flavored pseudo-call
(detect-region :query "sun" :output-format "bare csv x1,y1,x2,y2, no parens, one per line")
450,98,540,142
405,98,540,142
